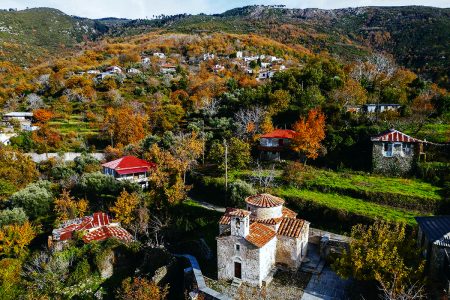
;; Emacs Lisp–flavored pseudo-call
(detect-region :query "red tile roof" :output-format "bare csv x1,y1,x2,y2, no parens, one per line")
260,129,296,139
52,212,133,244
371,129,422,143
245,194,285,208
277,218,305,238
102,156,156,173
282,207,297,218
83,225,133,243
245,223,276,248
228,209,251,218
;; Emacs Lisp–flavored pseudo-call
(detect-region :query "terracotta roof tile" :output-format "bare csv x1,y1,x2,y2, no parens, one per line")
245,194,285,208
229,209,251,217
250,216,282,225
282,207,297,218
245,223,276,248
83,225,133,243
277,218,304,238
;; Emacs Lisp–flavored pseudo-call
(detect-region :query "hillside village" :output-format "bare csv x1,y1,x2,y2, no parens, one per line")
0,4,449,300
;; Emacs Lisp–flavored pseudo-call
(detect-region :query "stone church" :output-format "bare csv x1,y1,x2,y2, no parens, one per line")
216,193,310,287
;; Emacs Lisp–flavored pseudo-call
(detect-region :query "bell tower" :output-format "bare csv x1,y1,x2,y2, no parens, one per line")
230,209,250,237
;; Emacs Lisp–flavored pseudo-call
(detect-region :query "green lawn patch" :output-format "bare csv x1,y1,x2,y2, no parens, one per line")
275,187,426,227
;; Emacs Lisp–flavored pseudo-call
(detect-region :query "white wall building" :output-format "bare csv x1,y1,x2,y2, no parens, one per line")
217,194,310,287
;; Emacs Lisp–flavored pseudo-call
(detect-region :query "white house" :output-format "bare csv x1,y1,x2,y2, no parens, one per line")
127,68,142,74
153,52,166,59
105,66,122,74
160,64,177,74
217,194,309,287
203,53,215,61
102,156,156,188
0,133,16,145
236,51,243,59
363,103,401,113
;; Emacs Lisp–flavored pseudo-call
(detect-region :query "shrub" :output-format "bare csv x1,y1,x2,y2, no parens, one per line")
229,180,256,207
9,181,54,220
68,258,91,285
0,208,28,226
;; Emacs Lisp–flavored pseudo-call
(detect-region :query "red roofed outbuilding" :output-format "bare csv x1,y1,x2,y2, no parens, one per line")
50,212,133,249
259,129,296,161
102,156,156,188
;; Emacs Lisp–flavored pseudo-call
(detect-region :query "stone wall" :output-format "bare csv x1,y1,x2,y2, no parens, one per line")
217,235,267,286
26,152,105,163
372,142,416,176
259,237,276,284
246,204,282,219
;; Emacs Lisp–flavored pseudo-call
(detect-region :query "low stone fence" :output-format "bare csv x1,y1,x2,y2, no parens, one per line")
175,254,231,300
308,228,350,261
308,227,350,244
26,152,105,163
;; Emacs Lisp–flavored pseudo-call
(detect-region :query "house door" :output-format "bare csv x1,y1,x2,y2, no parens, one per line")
279,139,284,146
234,262,242,279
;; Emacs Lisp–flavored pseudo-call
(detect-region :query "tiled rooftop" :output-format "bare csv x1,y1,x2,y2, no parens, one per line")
245,193,285,208
277,218,305,238
245,223,276,248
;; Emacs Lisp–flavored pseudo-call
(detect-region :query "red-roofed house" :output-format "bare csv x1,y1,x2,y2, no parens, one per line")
102,156,156,188
49,212,133,249
258,129,296,161
371,129,425,175
217,193,309,287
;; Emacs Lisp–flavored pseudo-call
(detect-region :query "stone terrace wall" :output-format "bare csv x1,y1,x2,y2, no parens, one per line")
26,152,105,163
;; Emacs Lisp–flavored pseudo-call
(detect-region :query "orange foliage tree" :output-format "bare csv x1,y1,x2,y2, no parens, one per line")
54,190,88,223
102,107,148,146
292,109,326,164
117,277,169,300
0,222,36,258
110,190,140,227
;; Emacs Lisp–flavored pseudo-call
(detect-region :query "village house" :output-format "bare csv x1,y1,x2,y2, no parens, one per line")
415,216,450,294
0,133,16,145
160,64,177,74
258,129,296,161
217,193,309,287
49,212,133,249
127,68,142,74
105,66,122,74
2,112,38,131
371,129,425,176
102,155,156,188
362,103,401,113
153,52,166,59
203,53,215,60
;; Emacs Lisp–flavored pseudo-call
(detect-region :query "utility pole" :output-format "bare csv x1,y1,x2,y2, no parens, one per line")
202,120,205,165
223,139,228,192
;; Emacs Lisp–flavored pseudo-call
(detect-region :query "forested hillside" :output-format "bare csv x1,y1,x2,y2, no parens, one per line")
0,8,107,66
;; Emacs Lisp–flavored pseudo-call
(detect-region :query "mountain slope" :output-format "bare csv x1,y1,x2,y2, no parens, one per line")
0,8,107,66
108,5,450,86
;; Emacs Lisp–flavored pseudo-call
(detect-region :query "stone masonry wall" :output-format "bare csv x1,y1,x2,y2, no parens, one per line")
372,142,416,176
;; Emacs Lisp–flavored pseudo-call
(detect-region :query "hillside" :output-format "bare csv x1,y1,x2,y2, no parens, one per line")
0,8,107,66
108,6,450,87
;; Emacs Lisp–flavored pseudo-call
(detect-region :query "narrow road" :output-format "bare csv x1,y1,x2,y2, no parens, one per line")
188,197,226,213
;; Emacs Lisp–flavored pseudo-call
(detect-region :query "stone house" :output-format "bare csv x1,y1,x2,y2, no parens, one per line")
258,129,296,161
102,155,156,188
217,194,309,287
415,216,450,293
371,129,424,176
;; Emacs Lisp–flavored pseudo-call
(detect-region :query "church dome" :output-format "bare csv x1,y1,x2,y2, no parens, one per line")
245,194,284,208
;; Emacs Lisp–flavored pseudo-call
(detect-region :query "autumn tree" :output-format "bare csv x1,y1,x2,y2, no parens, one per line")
102,106,148,146
32,108,61,152
145,144,186,205
0,222,36,258
54,190,88,223
0,148,38,193
33,109,53,124
170,132,204,183
110,190,140,227
117,277,169,300
234,106,266,140
208,138,251,171
333,220,425,296
292,109,326,164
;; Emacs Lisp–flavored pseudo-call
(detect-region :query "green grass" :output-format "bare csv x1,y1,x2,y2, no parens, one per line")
275,187,425,226
298,169,441,201
404,123,450,143
49,116,99,136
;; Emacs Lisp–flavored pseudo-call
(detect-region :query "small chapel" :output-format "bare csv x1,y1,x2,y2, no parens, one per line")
216,193,310,287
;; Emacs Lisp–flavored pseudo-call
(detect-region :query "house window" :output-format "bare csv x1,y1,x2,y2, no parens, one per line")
402,143,412,156
383,143,393,157
235,244,240,251
393,143,402,155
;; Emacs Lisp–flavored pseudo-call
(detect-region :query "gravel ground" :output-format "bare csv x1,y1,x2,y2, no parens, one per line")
205,269,312,300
